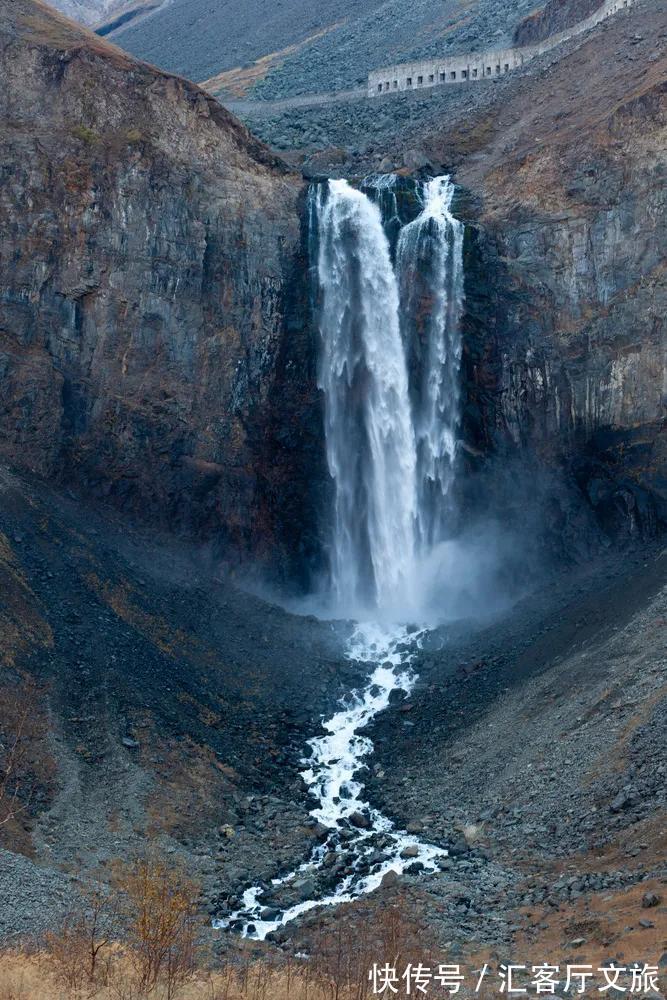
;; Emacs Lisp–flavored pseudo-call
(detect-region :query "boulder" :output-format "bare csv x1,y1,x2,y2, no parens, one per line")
349,811,371,830
641,892,662,909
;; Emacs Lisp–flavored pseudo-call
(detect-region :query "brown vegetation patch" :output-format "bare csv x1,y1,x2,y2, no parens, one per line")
0,866,429,999
141,734,238,839
201,24,345,98
512,877,667,970
18,0,135,66
84,572,197,661
0,671,55,853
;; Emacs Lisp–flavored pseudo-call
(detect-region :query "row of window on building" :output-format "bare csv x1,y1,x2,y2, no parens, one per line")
376,60,517,92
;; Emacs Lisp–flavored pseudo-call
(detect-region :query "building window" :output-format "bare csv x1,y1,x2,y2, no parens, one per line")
417,75,423,84
504,63,509,72
440,72,446,81
486,66,491,75
377,83,382,92
462,69,468,79
428,74,434,82
472,68,477,78
495,64,500,74
450,70,456,80
406,77,412,86
385,82,390,90
393,80,398,88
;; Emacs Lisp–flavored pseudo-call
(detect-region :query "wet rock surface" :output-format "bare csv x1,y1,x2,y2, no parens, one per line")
227,3,667,550
237,0,667,552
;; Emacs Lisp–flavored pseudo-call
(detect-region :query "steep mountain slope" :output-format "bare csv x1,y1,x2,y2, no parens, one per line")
430,2,667,534
1,465,664,960
0,465,354,939
108,0,385,87
0,0,665,962
110,0,543,99
513,0,605,43
0,0,323,584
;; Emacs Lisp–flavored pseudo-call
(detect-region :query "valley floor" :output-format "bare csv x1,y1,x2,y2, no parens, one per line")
0,464,665,979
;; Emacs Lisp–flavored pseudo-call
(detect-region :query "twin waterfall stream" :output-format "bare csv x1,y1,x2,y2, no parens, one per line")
217,175,465,940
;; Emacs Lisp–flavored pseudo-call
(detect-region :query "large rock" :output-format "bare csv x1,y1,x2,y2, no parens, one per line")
349,810,372,830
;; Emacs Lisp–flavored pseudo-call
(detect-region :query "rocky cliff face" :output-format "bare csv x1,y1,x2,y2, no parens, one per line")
224,1,665,552
1,0,664,590
424,3,666,540
0,0,324,583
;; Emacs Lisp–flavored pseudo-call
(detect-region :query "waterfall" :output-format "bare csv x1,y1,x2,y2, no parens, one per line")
312,174,465,615
397,176,465,550
313,179,418,614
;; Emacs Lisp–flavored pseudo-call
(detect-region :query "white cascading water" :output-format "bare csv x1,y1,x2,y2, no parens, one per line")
315,179,418,615
398,177,465,550
216,176,464,941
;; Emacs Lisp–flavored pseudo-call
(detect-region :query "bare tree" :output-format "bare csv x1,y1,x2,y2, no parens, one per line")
114,855,203,998
0,675,46,829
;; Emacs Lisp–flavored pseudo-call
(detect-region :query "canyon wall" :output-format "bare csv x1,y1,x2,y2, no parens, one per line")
0,0,323,582
442,6,666,539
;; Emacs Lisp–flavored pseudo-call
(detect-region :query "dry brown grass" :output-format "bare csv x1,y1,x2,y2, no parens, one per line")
200,24,344,98
19,0,136,67
0,935,420,1000
0,532,53,668
0,874,426,1000
84,573,195,661
0,951,343,1000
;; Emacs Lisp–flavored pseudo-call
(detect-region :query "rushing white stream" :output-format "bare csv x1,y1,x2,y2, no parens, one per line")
217,176,464,940
215,624,446,940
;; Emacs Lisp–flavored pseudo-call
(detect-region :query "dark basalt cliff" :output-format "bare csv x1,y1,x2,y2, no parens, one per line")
0,0,324,583
423,5,667,541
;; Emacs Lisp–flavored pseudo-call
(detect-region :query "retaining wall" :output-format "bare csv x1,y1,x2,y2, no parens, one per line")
368,0,635,96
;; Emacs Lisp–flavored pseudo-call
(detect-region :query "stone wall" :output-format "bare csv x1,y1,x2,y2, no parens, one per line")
368,0,635,96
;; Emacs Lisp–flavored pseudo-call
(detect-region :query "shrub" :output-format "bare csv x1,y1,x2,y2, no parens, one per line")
114,856,202,999
71,125,99,144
